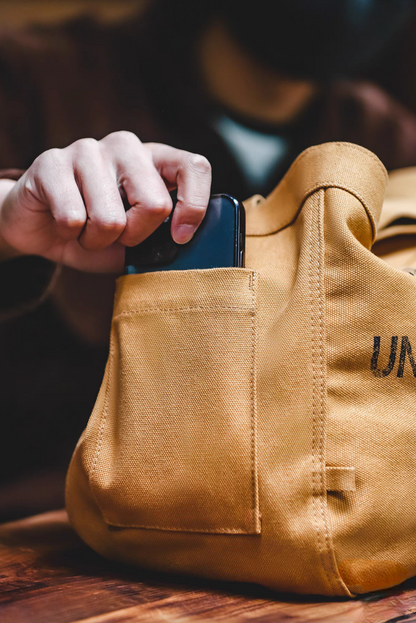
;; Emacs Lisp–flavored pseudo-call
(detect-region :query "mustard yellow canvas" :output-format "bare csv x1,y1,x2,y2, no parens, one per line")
66,142,416,596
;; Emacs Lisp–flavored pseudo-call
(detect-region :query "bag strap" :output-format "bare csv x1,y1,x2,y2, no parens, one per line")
244,142,387,239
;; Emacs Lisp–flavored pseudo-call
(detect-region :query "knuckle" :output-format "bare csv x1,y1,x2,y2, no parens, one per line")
34,148,63,172
150,197,172,218
105,130,141,146
29,150,67,199
73,137,99,155
96,215,126,233
117,130,140,143
56,214,85,231
187,153,211,175
143,141,157,151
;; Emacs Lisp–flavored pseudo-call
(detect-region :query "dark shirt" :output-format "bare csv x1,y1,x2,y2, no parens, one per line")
2,10,416,519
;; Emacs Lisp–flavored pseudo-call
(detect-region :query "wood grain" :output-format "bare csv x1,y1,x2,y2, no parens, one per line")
1,511,416,622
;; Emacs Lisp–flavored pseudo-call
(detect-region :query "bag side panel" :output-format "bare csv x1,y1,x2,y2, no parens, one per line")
325,187,416,594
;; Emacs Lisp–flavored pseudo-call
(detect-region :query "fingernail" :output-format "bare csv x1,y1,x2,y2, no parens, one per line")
173,224,197,244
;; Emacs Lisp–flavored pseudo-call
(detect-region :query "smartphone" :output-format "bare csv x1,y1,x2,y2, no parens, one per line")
125,194,245,274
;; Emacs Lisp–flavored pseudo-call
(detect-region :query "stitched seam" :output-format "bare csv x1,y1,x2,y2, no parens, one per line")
105,523,257,533
308,192,327,587
316,190,341,591
89,336,114,486
114,305,253,319
309,191,336,594
250,271,260,532
315,188,330,580
317,190,350,594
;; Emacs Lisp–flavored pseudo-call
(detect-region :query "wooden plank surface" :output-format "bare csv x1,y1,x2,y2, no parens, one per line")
1,511,416,623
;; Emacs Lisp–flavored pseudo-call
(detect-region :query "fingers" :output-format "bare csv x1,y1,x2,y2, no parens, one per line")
28,148,87,242
101,133,211,247
71,139,126,251
29,133,212,257
29,142,127,252
147,142,212,244
101,132,173,247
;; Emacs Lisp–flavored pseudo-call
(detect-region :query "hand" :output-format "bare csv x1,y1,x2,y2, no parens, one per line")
0,132,212,272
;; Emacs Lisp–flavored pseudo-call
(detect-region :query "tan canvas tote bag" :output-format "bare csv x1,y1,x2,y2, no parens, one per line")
66,142,416,597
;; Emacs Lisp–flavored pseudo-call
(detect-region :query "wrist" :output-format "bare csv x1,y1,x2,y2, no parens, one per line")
0,180,22,262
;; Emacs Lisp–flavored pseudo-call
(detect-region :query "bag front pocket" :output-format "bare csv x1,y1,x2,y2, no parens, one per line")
88,268,261,534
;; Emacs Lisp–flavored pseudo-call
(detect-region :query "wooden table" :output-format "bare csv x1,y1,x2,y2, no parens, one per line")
1,511,416,623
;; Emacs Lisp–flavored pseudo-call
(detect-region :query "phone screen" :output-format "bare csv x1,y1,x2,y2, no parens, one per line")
125,194,245,274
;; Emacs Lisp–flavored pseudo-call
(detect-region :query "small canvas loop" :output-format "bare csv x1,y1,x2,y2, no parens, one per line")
325,466,356,492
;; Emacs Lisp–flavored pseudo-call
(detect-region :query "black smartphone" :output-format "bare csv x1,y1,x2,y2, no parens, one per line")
125,194,245,274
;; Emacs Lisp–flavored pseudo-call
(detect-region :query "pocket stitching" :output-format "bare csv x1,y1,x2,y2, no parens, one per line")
89,337,114,489
249,271,261,533
90,271,261,534
113,305,254,319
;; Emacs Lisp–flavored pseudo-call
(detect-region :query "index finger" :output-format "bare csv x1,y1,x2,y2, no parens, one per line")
146,143,212,244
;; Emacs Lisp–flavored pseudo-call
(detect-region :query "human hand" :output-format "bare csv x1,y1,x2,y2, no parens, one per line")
0,132,212,272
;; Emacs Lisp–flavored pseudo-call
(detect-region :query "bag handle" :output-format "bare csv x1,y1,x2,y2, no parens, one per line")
244,142,387,239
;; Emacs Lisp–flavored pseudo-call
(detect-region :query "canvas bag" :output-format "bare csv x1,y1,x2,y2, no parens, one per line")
66,142,416,597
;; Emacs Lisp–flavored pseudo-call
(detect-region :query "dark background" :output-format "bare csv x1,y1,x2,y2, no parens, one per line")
1,0,416,116
0,0,143,26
